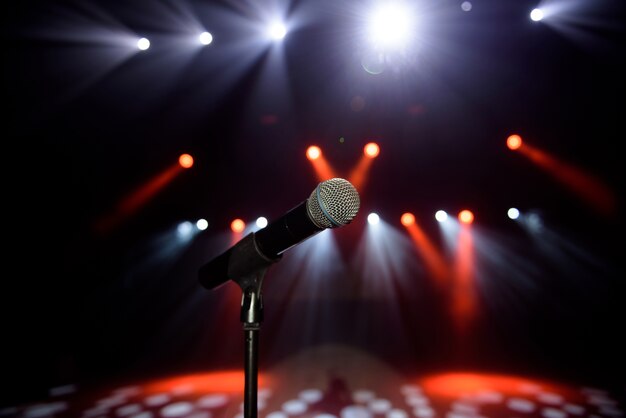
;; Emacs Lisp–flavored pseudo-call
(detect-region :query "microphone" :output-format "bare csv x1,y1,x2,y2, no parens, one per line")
198,178,360,290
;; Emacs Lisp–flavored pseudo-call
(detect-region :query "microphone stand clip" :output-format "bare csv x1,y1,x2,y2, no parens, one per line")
238,267,268,418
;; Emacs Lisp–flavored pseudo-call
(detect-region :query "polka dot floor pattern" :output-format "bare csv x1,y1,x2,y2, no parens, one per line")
2,346,623,418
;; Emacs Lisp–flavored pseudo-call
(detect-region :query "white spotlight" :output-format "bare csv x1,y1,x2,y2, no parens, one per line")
199,31,213,45
507,208,520,220
530,8,544,21
435,210,448,223
368,2,414,49
461,1,472,12
137,37,150,50
268,22,287,41
256,217,268,229
367,213,380,225
196,218,209,230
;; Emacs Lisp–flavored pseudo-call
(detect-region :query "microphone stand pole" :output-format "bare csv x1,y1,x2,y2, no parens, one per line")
238,268,268,418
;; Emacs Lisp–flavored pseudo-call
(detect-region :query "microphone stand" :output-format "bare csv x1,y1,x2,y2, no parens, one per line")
237,267,268,418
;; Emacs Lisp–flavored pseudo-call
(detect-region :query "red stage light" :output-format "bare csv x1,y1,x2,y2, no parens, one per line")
458,210,474,224
507,134,522,150
231,219,245,233
364,142,380,158
306,146,321,161
179,153,194,168
401,212,415,226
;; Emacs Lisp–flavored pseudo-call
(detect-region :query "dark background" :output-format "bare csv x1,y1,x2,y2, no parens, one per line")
3,0,625,408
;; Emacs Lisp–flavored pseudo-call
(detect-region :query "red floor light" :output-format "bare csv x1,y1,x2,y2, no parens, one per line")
4,345,618,418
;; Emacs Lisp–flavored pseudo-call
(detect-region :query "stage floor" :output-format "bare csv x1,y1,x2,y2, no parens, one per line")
2,345,623,418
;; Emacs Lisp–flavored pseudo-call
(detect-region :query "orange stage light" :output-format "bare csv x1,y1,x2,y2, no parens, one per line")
349,143,380,189
400,212,415,226
519,142,617,217
451,226,476,337
178,153,194,168
306,145,336,181
231,219,245,233
458,210,474,224
507,134,522,150
94,163,182,234
306,146,321,161
403,218,449,285
364,142,380,158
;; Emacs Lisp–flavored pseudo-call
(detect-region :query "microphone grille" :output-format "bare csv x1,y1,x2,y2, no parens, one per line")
306,178,360,229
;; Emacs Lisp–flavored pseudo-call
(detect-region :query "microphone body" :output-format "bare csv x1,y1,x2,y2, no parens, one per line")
255,200,323,258
198,201,322,290
198,178,360,290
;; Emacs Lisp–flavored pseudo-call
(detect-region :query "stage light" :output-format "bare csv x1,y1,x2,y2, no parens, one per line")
367,2,414,49
137,37,150,51
401,212,415,226
256,217,268,228
402,213,449,285
349,142,378,188
530,8,544,21
435,210,448,223
231,219,245,233
364,142,380,158
199,31,213,45
507,134,523,150
196,219,209,230
268,21,287,41
367,213,380,225
307,145,337,181
179,153,194,168
458,210,474,224
461,1,472,11
507,208,520,220
306,146,322,161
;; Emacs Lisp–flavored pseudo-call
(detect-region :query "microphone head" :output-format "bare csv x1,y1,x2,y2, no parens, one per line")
306,178,360,229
